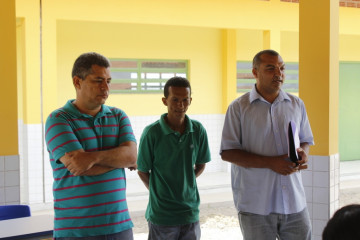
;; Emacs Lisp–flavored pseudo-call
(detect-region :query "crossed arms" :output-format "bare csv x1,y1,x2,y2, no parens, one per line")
60,141,137,176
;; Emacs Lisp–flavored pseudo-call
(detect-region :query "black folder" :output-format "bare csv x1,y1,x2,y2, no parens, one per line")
288,121,299,165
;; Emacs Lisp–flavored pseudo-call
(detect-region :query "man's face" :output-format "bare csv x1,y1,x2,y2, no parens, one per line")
252,54,285,98
74,64,111,110
162,86,192,120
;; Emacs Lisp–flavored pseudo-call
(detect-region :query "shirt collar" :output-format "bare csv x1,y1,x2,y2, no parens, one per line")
249,84,291,104
159,113,194,135
63,99,111,118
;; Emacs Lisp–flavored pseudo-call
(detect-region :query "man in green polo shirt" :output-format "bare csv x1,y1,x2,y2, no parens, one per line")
137,76,211,240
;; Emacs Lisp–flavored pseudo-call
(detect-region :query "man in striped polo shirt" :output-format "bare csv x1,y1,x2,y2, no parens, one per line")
45,52,137,239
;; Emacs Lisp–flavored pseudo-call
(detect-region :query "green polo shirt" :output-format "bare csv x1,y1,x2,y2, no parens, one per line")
137,113,211,225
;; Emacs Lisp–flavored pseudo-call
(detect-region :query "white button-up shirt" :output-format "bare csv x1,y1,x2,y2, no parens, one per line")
220,86,314,215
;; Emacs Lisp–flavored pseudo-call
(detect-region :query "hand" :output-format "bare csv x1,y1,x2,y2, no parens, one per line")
295,147,308,171
269,154,297,176
61,151,95,176
128,163,137,171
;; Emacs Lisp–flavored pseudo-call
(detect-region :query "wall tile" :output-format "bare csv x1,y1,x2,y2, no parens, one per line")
313,203,329,220
334,199,339,210
313,171,329,187
0,188,4,204
5,155,19,171
334,153,340,170
334,170,340,185
5,171,19,187
312,219,327,236
5,186,20,203
334,184,339,201
313,187,330,204
329,154,335,171
0,172,4,188
330,202,336,217
304,186,313,203
329,170,335,187
313,235,322,240
0,156,4,171
330,185,335,203
302,170,313,187
313,155,329,172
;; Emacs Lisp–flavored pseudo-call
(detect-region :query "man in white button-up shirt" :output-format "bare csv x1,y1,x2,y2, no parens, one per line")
220,49,314,240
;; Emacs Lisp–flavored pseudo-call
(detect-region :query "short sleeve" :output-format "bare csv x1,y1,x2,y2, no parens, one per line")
220,100,242,154
137,127,154,172
117,110,137,144
45,114,83,163
196,124,211,164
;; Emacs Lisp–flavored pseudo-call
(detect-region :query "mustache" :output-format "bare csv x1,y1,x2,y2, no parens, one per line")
273,76,283,81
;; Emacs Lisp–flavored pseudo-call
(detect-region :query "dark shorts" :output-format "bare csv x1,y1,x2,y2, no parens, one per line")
55,228,133,240
148,221,201,240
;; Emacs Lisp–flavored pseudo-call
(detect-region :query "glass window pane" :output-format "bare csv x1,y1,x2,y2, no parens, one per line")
237,62,252,69
161,73,175,79
236,61,299,93
176,73,187,78
145,73,160,79
285,64,299,70
286,74,298,80
111,72,132,79
109,59,187,93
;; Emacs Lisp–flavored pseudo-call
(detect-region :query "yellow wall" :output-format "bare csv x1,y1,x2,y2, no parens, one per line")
16,19,25,121
37,0,299,30
16,0,41,124
340,35,360,61
299,0,339,156
281,31,299,62
12,0,360,143
236,29,264,61
38,0,300,118
56,21,222,116
1,0,18,155
340,7,360,35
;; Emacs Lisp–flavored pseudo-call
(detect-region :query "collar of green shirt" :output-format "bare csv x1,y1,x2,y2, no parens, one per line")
159,113,194,135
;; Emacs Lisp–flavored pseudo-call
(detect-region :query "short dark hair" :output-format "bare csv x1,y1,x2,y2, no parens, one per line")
71,52,110,79
252,49,280,69
163,76,191,98
322,204,360,240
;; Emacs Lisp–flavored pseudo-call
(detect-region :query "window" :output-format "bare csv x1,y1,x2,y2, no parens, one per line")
109,59,188,93
236,62,254,93
236,61,299,93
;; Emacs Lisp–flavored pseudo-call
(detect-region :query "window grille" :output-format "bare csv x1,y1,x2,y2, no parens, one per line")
236,61,299,93
109,59,188,93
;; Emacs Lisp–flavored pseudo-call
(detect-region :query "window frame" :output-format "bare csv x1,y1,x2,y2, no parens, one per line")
109,58,189,94
236,61,299,93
